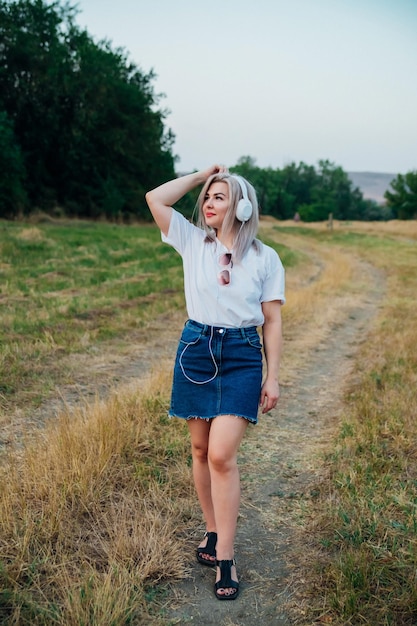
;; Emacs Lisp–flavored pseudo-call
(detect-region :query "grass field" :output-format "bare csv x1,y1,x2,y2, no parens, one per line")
0,219,186,414
1,216,417,624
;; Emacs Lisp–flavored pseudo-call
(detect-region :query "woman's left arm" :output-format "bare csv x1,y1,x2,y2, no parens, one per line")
260,300,283,414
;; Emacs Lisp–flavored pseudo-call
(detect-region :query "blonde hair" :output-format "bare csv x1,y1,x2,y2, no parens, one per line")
195,173,261,262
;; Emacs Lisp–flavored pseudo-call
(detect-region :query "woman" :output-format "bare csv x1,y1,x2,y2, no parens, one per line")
145,164,285,600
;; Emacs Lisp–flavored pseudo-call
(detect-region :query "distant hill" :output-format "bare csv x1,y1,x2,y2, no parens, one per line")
348,171,396,204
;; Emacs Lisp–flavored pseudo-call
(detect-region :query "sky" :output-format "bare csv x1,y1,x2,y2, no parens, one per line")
72,0,417,175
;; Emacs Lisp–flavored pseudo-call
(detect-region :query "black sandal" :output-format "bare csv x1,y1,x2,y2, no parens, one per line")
196,531,217,566
214,559,239,600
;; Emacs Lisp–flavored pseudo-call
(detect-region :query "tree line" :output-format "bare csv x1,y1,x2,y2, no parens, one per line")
229,156,390,222
384,171,417,220
1,0,416,222
0,0,176,220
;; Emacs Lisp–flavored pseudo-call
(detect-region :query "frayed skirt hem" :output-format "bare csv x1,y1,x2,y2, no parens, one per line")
167,412,257,425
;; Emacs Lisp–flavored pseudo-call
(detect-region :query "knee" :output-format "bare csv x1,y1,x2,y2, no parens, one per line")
191,441,209,463
208,449,235,474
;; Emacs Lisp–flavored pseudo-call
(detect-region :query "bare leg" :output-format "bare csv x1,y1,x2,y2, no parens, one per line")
188,419,216,562
208,414,248,597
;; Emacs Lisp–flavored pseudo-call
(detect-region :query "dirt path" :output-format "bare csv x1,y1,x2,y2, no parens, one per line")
1,245,385,625
164,261,385,626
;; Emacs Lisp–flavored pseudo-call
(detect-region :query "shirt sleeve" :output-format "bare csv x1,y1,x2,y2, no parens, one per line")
261,247,286,304
161,209,196,256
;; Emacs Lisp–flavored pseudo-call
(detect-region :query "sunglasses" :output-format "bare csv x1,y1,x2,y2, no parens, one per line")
218,253,233,285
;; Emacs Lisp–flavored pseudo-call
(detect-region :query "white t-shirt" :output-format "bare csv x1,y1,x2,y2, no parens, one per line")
162,209,285,328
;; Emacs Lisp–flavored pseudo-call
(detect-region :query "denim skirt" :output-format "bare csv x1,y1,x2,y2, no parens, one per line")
169,319,263,424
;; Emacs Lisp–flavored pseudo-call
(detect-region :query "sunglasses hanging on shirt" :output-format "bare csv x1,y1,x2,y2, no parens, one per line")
218,253,232,286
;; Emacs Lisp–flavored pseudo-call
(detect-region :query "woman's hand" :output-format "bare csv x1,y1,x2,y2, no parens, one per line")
198,164,229,182
260,378,280,414
260,300,282,414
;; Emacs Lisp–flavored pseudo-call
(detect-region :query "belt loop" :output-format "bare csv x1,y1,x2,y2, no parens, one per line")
240,328,246,339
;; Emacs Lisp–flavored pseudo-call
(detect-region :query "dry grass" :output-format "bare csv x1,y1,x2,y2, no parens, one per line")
2,218,417,624
339,219,417,240
283,221,417,625
278,218,417,240
0,366,196,625
261,224,361,384
283,244,353,324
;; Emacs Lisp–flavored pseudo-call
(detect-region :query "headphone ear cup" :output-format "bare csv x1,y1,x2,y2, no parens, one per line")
236,198,253,222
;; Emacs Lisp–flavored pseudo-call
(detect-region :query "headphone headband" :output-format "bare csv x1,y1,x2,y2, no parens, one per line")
231,175,248,198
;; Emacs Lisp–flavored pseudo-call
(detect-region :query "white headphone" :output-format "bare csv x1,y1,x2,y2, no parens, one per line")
232,175,253,222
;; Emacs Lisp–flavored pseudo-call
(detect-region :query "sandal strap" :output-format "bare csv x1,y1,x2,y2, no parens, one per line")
203,532,217,555
196,531,217,562
215,559,239,592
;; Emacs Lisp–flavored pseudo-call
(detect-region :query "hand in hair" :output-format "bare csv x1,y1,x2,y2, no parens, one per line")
201,164,229,179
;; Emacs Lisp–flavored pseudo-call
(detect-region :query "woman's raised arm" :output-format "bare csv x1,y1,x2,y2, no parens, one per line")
145,164,227,235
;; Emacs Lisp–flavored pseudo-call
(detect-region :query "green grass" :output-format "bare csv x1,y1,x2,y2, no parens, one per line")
0,220,184,411
260,235,304,268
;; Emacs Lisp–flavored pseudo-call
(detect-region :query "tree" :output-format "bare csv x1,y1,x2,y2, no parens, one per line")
384,171,417,219
0,110,27,217
0,0,70,209
296,160,366,222
231,157,287,218
278,162,319,220
232,158,368,222
0,0,176,218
